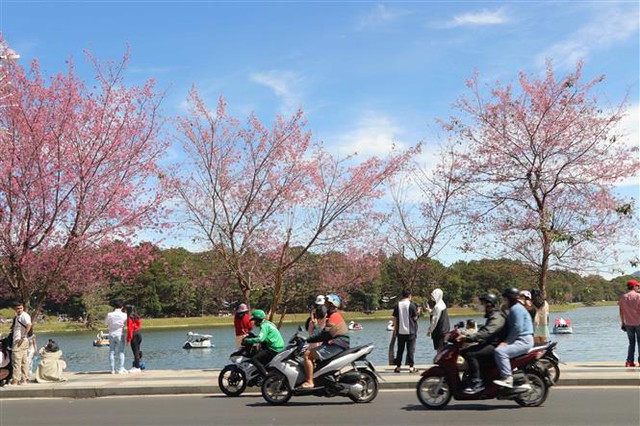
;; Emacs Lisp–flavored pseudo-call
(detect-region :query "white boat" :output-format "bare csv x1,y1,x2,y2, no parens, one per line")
348,321,364,331
183,332,214,349
387,320,394,331
552,317,573,334
93,331,110,347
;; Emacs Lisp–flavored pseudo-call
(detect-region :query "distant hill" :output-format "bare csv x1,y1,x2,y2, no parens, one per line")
632,271,640,278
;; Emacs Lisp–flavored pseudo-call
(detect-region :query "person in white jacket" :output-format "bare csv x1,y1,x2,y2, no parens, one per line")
427,288,451,350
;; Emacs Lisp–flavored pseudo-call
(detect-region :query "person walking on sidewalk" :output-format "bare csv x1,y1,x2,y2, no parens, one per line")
427,288,450,351
392,289,419,373
126,305,143,373
619,279,640,367
105,300,128,374
10,302,32,385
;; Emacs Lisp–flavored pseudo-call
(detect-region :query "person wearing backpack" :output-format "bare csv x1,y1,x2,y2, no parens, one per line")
10,302,32,385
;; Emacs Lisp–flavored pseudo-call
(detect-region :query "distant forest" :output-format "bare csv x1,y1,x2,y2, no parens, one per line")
19,247,633,323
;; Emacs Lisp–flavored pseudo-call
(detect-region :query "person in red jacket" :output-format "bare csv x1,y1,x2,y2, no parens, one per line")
234,304,252,347
126,305,143,373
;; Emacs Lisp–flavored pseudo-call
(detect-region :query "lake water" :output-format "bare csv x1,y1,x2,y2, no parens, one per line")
33,305,624,372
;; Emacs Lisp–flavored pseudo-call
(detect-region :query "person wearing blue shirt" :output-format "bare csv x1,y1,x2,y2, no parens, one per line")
493,287,534,389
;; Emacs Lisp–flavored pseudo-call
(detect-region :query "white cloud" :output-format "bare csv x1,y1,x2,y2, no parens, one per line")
355,4,410,31
537,5,639,69
616,102,640,188
249,70,303,113
442,8,508,28
334,111,406,157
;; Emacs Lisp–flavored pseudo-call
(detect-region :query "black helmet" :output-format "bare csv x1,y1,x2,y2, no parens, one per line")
502,287,520,299
479,293,498,306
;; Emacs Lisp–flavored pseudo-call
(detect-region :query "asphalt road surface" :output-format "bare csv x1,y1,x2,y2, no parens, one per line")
1,387,638,426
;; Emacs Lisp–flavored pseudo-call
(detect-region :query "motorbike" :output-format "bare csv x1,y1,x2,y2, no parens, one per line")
260,330,380,405
416,328,552,409
536,341,560,385
218,333,265,396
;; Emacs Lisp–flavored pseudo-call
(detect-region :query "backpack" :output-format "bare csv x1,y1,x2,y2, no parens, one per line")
11,316,33,338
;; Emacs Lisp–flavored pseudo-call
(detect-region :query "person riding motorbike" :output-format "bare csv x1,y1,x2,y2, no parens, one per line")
243,309,284,377
301,294,350,389
456,293,506,394
493,287,534,389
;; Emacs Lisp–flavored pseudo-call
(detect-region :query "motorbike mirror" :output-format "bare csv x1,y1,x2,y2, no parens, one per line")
297,325,304,332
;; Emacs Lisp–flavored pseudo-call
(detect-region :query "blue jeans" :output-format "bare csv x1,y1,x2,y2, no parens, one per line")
494,335,534,378
626,325,640,363
109,332,126,371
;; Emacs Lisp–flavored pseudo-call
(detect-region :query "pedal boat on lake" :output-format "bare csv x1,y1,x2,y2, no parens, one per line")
552,317,573,334
183,332,214,349
93,331,110,347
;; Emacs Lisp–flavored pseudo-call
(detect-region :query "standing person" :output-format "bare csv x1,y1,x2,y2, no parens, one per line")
519,290,537,323
427,288,450,351
392,289,419,373
305,295,327,349
234,304,252,347
493,287,534,389
10,302,32,385
126,305,143,373
531,289,550,345
105,300,128,374
619,279,640,367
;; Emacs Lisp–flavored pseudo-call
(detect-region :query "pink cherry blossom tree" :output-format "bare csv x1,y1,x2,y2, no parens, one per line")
174,89,418,320
445,61,640,298
0,46,169,313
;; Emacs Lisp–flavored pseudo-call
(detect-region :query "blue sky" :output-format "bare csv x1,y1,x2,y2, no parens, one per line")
1,1,639,276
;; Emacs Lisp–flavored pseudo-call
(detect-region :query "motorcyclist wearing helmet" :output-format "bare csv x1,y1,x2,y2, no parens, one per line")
301,293,350,389
493,287,534,389
456,293,506,394
243,309,285,376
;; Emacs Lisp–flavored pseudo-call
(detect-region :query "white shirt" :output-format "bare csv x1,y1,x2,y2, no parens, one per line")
13,312,31,342
105,309,127,337
397,299,412,335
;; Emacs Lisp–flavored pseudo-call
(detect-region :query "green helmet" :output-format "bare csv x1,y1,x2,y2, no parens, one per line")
250,309,266,321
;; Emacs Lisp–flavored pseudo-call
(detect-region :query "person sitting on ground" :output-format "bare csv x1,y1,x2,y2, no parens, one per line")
302,294,350,389
243,310,284,377
456,293,506,394
493,287,534,389
35,340,67,383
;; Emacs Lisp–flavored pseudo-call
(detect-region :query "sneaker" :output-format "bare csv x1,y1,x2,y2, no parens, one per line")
117,368,129,374
625,361,636,367
408,367,417,374
514,383,532,391
463,379,485,394
9,380,17,385
111,370,116,375
493,376,513,388
393,367,401,373
129,367,142,373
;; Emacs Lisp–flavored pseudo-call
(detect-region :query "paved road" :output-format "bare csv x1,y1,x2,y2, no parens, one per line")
1,387,638,426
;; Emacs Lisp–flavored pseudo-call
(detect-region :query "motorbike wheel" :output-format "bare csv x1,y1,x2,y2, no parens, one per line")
218,365,247,397
515,372,549,407
261,372,292,405
348,370,379,403
538,358,560,384
416,372,452,409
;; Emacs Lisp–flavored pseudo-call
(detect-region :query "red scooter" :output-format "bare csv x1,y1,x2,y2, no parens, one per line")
416,328,552,409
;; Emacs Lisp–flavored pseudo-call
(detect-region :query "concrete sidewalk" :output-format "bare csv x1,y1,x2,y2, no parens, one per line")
1,362,638,399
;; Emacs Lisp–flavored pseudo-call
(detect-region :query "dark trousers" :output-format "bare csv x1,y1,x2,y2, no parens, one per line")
251,349,277,376
131,332,142,368
626,325,640,362
463,343,496,381
395,334,416,367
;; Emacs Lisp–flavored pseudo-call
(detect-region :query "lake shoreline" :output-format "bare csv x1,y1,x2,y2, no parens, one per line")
3,301,616,334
